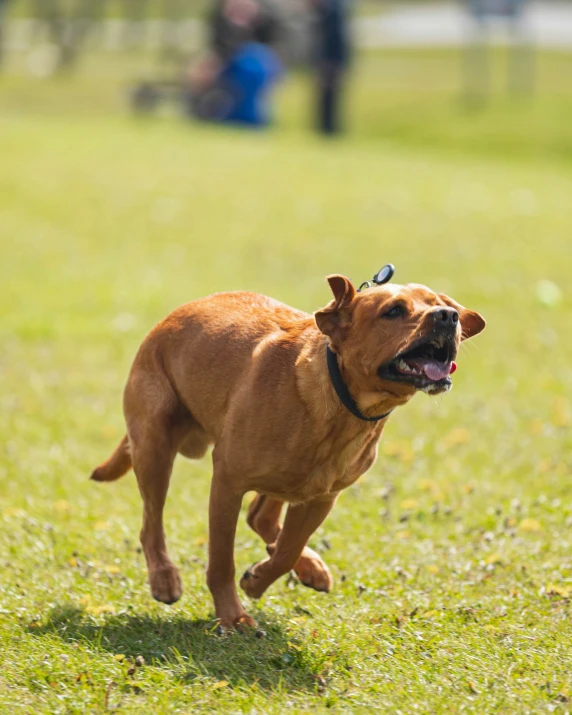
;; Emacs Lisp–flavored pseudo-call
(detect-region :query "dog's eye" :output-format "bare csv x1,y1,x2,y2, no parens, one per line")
383,305,404,319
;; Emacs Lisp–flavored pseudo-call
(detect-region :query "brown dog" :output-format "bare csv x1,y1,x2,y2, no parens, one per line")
91,275,485,629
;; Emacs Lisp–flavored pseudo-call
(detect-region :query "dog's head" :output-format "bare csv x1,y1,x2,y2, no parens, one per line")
315,275,485,400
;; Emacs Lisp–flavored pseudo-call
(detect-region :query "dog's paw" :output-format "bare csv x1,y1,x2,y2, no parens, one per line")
216,612,257,633
240,562,269,600
295,549,333,593
149,565,183,605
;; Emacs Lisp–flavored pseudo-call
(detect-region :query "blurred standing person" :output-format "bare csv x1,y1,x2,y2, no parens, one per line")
311,0,352,135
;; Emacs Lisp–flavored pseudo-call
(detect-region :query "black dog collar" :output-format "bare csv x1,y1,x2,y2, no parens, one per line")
326,346,393,422
325,262,396,422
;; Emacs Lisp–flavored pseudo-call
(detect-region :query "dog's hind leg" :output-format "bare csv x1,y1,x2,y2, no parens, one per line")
131,429,182,605
246,493,334,594
124,370,189,606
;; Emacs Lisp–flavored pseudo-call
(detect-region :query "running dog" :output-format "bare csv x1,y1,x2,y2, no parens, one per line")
91,274,485,629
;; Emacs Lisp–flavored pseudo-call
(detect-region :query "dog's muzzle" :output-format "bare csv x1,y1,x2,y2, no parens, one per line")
377,321,459,395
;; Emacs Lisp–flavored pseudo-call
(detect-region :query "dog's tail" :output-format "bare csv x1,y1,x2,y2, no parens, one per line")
90,435,132,482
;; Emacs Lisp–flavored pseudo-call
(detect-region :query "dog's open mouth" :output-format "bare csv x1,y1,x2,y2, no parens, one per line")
378,335,457,394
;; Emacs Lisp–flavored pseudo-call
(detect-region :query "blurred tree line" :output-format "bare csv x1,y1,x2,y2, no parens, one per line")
3,0,212,70
2,0,312,73
0,0,318,71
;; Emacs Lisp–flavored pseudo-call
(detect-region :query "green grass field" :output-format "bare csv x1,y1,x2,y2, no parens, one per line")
1,48,572,714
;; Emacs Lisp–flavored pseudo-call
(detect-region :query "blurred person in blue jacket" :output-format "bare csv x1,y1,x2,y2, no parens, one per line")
188,0,283,128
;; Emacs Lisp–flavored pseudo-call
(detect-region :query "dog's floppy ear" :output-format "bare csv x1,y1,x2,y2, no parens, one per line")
438,293,486,341
314,275,356,345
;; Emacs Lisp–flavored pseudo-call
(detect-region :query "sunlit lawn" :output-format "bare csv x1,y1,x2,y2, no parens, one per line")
1,48,571,714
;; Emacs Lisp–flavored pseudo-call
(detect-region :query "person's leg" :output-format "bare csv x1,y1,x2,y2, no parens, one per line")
318,63,344,135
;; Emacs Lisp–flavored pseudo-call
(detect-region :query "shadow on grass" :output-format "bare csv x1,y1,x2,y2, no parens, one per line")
30,605,317,691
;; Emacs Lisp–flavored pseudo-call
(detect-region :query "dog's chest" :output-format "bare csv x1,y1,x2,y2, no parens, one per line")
289,427,381,500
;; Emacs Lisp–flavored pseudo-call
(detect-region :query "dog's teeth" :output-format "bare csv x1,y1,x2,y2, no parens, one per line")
396,359,422,376
398,359,409,372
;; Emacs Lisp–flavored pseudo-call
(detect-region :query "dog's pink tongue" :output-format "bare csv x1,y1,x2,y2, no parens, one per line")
423,360,455,381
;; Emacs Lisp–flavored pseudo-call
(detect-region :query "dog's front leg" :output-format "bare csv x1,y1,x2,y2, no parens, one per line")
206,473,256,630
247,494,333,593
240,494,338,600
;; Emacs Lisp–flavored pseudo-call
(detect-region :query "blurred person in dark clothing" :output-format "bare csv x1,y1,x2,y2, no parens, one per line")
210,0,279,63
312,0,352,135
188,0,283,127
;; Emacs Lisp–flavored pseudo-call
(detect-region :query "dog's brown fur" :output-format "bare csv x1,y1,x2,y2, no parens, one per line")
91,276,485,628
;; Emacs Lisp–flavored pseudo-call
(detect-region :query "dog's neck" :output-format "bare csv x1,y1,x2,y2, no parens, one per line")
296,334,412,426
332,346,414,418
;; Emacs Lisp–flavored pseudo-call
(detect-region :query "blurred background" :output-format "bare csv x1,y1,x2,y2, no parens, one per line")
1,0,571,147
1,0,571,453
1,5,572,711
0,0,570,495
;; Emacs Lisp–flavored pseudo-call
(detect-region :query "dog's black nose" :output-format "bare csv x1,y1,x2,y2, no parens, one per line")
432,307,459,327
